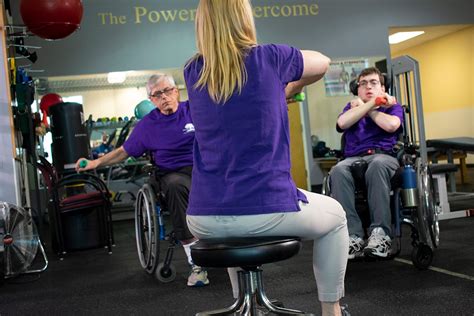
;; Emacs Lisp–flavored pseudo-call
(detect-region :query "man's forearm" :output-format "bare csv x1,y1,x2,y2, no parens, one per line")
95,146,129,168
337,101,375,130
368,111,401,133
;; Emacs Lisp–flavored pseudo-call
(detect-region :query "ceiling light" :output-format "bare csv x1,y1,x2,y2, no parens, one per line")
107,72,127,84
389,31,425,44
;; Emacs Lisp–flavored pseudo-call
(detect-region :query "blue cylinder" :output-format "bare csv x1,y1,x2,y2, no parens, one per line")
402,165,417,189
401,165,418,207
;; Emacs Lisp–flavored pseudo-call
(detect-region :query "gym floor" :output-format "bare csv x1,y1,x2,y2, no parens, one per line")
1,171,473,315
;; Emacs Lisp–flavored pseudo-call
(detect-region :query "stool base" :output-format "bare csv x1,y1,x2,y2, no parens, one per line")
196,268,314,316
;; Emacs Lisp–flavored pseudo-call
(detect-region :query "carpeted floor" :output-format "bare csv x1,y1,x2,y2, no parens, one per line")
1,215,473,316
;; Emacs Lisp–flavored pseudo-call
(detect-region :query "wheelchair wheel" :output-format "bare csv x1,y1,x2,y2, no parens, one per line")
155,262,176,283
415,160,440,249
135,184,160,274
411,243,433,270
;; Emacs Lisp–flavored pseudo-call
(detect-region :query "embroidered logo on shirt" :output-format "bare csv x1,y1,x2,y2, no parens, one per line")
183,123,195,134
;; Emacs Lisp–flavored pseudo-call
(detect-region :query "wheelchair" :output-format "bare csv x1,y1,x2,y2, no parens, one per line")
323,144,439,269
134,165,179,282
323,57,442,270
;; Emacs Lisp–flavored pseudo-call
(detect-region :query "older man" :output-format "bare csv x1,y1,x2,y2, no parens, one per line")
76,74,208,287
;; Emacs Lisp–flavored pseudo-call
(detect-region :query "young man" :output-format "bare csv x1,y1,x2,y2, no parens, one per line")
76,74,209,287
330,67,403,259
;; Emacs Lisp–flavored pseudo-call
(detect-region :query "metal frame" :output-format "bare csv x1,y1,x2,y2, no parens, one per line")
392,55,428,164
197,269,313,316
392,55,474,219
134,178,177,282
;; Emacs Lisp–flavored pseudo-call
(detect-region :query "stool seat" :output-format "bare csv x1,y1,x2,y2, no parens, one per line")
191,237,302,268
191,236,312,315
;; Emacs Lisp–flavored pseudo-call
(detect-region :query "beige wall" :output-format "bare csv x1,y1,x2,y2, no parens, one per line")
55,83,188,121
391,26,474,162
306,26,473,164
46,26,474,163
42,68,188,121
62,87,147,120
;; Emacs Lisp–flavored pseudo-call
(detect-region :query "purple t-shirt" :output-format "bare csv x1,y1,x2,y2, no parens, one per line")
123,101,194,171
184,44,307,216
338,102,404,157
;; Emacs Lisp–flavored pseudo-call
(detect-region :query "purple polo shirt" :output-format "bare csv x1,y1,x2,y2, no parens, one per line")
338,102,404,157
184,44,307,216
123,101,194,171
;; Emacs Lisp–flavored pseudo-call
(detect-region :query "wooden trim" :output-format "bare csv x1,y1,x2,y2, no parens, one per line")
0,2,17,158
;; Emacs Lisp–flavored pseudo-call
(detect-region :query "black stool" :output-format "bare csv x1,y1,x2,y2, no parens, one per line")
191,237,314,315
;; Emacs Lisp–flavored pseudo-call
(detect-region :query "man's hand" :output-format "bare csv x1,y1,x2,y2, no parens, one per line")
75,158,98,172
385,93,397,106
374,93,397,108
350,97,364,108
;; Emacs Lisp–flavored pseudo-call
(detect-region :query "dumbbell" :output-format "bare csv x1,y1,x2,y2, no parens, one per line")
79,159,88,168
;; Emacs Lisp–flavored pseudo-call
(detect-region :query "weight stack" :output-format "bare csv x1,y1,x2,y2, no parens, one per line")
49,102,89,173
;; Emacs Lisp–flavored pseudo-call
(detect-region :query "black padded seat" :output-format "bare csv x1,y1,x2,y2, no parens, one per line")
429,163,458,175
390,168,403,189
191,237,313,316
191,237,302,268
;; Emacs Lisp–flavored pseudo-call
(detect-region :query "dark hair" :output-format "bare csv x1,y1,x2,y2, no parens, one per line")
357,67,384,86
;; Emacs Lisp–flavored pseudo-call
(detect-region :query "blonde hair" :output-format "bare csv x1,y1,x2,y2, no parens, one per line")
193,0,257,104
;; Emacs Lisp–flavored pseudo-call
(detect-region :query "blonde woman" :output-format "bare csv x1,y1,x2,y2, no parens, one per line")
184,1,349,315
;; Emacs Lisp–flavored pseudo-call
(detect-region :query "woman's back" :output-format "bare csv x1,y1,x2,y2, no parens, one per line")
184,44,306,216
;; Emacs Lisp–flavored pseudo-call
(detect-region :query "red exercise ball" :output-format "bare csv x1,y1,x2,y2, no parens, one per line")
20,0,84,40
40,93,63,115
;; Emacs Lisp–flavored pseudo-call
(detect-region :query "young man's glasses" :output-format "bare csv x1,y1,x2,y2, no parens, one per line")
149,87,175,99
358,79,380,88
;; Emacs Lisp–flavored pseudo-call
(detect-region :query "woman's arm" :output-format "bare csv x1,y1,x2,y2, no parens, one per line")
285,50,331,98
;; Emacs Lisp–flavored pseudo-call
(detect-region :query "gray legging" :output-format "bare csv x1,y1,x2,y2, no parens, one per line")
329,154,399,238
187,189,348,303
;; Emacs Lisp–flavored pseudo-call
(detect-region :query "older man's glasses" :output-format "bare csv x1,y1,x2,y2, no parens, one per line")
149,87,175,99
358,79,381,88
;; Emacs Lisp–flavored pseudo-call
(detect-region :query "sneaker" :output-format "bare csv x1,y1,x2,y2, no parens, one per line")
341,304,351,316
187,265,209,287
364,227,391,258
348,235,365,259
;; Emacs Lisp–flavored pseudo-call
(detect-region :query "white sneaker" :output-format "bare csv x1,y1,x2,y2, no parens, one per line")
187,265,209,287
341,304,351,316
364,227,391,258
348,235,365,259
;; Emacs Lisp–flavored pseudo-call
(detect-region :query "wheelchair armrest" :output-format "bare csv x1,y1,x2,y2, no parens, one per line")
142,164,156,175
